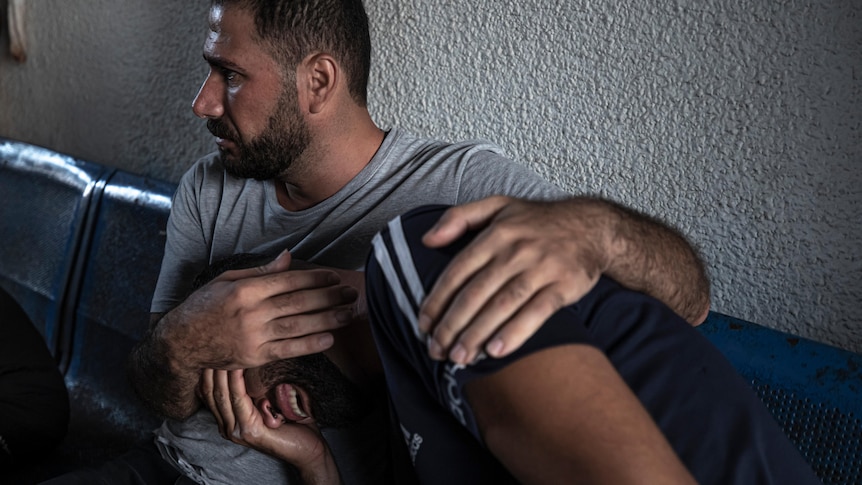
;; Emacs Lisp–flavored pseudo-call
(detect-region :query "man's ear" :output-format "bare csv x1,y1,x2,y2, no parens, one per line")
258,397,287,429
298,53,338,114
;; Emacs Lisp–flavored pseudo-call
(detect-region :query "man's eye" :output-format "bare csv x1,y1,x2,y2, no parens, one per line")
221,69,239,85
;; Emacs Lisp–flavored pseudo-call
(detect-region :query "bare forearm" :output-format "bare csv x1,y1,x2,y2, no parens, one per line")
244,429,342,485
588,197,710,325
297,452,342,485
467,345,695,484
129,256,357,418
127,312,202,419
268,432,342,485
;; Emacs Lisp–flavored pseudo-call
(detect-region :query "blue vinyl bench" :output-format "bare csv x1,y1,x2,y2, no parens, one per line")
60,170,174,467
697,312,862,484
0,138,859,483
0,139,172,482
0,141,109,361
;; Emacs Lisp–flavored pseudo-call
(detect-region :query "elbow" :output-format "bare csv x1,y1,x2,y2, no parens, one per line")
689,301,710,327
686,260,711,326
686,285,711,327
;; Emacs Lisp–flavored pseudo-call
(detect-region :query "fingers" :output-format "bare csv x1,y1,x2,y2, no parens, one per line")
429,262,573,364
201,268,356,367
203,368,258,443
226,369,259,441
216,249,294,282
200,369,227,437
440,281,579,365
262,331,335,361
418,199,604,366
262,284,358,330
212,369,236,439
235,268,344,306
422,195,511,248
418,219,520,333
421,233,525,344
419,198,522,337
419,217,533,346
229,269,357,335
202,367,331,470
427,261,534,358
255,285,357,358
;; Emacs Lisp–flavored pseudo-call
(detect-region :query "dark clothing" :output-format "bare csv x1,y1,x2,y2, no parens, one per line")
365,205,820,485
0,290,69,469
38,443,188,485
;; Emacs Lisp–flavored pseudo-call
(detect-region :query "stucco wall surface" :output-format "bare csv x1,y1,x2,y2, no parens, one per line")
1,0,860,351
0,0,211,181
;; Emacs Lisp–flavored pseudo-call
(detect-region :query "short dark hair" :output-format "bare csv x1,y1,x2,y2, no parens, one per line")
189,252,373,428
214,0,372,106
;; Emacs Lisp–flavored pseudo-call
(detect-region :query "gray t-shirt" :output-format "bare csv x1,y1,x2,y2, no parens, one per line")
150,128,565,483
155,400,391,485
151,128,564,313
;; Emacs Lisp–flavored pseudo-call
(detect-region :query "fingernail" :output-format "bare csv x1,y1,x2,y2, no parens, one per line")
450,344,467,364
319,333,334,348
428,339,443,360
486,338,504,357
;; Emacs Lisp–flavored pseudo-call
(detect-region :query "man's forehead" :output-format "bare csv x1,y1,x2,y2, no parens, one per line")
208,4,225,32
206,4,255,37
204,4,264,54
202,4,253,61
204,4,230,55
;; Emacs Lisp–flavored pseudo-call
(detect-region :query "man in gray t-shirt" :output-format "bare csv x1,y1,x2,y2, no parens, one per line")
151,128,564,316
127,0,712,483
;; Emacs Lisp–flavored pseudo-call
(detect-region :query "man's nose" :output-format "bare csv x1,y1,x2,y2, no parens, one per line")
192,71,224,119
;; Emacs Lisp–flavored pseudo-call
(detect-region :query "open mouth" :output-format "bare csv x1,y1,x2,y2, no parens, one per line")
267,383,314,425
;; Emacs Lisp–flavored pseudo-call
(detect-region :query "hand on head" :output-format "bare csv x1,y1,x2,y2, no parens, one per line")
167,250,358,371
199,368,330,470
419,196,608,365
199,354,364,483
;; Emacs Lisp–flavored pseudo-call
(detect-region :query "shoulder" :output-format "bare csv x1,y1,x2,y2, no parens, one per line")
174,152,268,208
392,129,506,161
177,152,227,192
373,129,565,202
378,129,516,183
378,128,502,164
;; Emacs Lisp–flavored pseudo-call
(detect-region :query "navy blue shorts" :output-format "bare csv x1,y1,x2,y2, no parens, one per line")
366,205,819,485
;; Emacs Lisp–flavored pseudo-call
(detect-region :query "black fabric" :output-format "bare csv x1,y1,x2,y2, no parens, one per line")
365,205,821,485
0,290,69,469
38,442,183,485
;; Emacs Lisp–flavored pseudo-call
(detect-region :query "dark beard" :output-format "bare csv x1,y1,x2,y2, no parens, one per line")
259,353,371,428
207,91,310,181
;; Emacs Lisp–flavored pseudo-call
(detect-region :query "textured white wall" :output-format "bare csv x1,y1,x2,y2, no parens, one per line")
0,0,211,181
1,1,860,351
